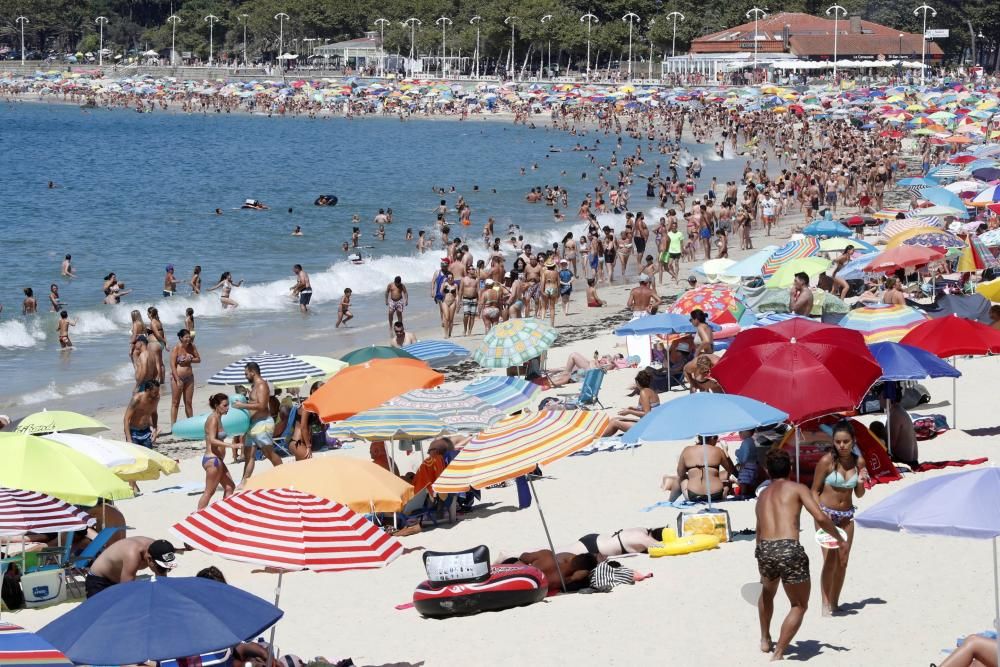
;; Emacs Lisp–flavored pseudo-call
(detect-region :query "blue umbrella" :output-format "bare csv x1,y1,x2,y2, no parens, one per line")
403,339,470,368
897,176,939,187
803,219,853,237
856,467,1000,662
918,186,970,218
614,313,720,336
722,246,779,278
868,342,962,380
836,252,880,280
38,577,283,665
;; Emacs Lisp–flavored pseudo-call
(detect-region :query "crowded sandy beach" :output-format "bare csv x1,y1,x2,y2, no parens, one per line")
4,31,1000,666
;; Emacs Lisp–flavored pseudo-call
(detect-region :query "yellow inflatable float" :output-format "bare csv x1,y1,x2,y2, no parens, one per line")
649,532,720,557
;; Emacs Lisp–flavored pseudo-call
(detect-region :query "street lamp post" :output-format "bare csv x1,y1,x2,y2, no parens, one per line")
623,12,640,77
15,16,28,66
581,13,598,80
913,4,936,86
505,16,518,79
436,16,452,78
275,12,289,73
470,16,481,78
826,4,846,80
167,14,180,65
648,18,655,79
204,14,218,66
374,18,390,77
95,16,108,66
238,14,249,66
667,12,684,58
746,7,768,74
541,15,553,77
403,18,421,77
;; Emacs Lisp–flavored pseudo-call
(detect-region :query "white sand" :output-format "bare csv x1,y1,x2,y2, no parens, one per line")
11,206,998,667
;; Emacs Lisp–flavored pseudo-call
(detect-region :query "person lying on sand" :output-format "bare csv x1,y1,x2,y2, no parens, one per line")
496,550,600,593
562,527,668,557
933,633,998,667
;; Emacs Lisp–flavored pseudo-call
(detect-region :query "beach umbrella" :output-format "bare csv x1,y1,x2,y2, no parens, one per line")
387,388,504,432
971,166,1000,181
900,231,966,251
803,219,853,237
896,176,939,187
340,345,418,366
207,352,325,385
972,185,1000,206
761,238,821,276
37,576,282,665
855,468,1000,663
473,318,557,368
0,487,95,537
919,186,971,215
273,355,347,390
721,245,779,278
976,278,1000,303
402,340,470,368
463,376,541,414
39,432,135,469
863,245,943,273
958,236,1000,272
0,433,132,505
883,225,944,247
868,342,962,381
920,293,993,323
818,237,878,253
900,315,1000,426
244,459,414,513
12,410,108,436
839,304,930,343
614,313,697,336
303,358,444,423
668,284,746,325
113,440,180,481
764,257,832,289
325,406,446,441
981,229,1000,248
0,623,73,666
693,258,739,284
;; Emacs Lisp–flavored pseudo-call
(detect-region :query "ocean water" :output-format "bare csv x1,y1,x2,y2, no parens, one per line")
0,101,742,413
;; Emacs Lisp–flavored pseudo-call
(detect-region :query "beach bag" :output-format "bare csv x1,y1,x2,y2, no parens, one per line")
588,560,637,592
913,414,949,440
422,546,491,587
2,562,24,611
677,508,732,543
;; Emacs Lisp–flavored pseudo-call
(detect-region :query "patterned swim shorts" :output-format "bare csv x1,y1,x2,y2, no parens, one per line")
755,539,810,585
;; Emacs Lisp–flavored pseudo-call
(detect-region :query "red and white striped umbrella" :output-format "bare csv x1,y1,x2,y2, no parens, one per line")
0,487,96,537
170,488,403,572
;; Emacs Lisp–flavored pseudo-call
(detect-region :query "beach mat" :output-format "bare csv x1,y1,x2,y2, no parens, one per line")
913,457,988,472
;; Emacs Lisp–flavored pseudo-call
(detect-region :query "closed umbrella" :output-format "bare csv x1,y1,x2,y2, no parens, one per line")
340,345,418,366
325,406,446,441
0,622,73,666
38,576,283,665
303,358,444,423
761,238,821,276
839,304,930,343
473,318,558,368
12,411,108,436
207,352,325,385
463,376,541,414
387,388,504,432
402,340,470,368
0,433,132,504
856,468,1000,663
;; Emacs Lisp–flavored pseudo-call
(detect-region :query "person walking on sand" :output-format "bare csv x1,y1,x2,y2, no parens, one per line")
169,328,200,425
198,393,238,510
756,449,845,661
234,362,282,485
385,276,408,332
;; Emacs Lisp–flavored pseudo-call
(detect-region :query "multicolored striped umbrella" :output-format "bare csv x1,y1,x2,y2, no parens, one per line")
668,284,746,324
464,376,542,414
171,488,403,571
0,623,73,667
839,304,930,344
958,236,1000,272
472,318,558,368
432,410,609,493
207,353,325,385
387,388,504,432
972,184,1000,206
761,238,821,276
880,219,940,241
325,406,446,441
765,257,832,289
0,488,96,537
402,340,471,368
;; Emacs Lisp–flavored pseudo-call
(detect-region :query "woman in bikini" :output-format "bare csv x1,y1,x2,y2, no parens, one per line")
617,229,633,280
661,435,737,503
198,393,237,510
170,328,201,425
811,421,869,616
562,232,578,277
440,273,458,338
208,271,243,309
603,370,659,437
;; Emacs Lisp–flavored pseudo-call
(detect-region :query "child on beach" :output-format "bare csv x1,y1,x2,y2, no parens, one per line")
184,308,195,339
586,279,605,307
337,288,353,328
57,310,76,349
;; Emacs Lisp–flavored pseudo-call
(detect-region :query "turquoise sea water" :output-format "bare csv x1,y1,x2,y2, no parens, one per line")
0,101,740,413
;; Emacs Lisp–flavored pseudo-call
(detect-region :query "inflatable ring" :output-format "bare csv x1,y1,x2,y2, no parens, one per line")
648,534,720,557
413,565,547,617
171,394,251,441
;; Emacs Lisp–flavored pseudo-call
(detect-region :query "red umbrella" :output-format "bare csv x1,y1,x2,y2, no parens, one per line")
864,245,944,273
899,315,1000,427
711,318,882,424
948,155,978,165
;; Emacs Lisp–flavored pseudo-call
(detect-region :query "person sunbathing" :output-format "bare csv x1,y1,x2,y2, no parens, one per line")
933,633,998,667
563,527,667,557
661,435,737,503
603,370,659,437
497,549,600,593
684,353,722,393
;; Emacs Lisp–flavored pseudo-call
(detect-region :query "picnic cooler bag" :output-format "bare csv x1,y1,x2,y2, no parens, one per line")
677,508,732,543
21,569,66,608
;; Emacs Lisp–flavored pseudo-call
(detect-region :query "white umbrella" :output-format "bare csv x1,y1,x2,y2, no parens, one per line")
42,433,136,469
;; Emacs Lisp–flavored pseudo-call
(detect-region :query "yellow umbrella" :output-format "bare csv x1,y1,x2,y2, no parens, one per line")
13,410,108,435
975,279,1000,303
764,257,832,289
116,441,180,481
244,456,414,512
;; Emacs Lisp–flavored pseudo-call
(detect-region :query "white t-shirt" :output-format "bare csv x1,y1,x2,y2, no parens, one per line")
762,198,775,217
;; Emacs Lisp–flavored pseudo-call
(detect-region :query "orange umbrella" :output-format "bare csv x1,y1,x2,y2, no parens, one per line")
303,358,443,423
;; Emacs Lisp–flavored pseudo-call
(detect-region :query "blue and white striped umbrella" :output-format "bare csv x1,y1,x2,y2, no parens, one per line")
464,376,541,415
207,353,326,385
402,340,471,368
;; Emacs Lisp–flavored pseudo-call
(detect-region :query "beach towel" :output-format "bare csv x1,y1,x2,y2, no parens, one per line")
913,457,988,472
570,437,642,456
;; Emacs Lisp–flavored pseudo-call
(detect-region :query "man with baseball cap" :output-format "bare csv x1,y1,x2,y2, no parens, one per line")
86,536,179,598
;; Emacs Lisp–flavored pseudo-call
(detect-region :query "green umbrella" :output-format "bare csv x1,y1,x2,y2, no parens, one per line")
13,410,109,436
340,345,418,366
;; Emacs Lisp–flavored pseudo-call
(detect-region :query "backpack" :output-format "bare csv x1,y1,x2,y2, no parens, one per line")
2,561,24,611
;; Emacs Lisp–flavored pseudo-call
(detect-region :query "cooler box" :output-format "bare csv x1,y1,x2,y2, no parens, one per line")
677,508,732,543
22,569,66,608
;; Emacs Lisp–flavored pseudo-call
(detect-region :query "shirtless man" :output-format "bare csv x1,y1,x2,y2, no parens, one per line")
459,272,478,336
124,381,160,448
86,536,178,598
56,310,77,349
626,274,661,313
497,549,599,594
234,362,282,484
61,254,76,278
389,321,417,348
385,276,408,332
788,273,814,316
541,260,560,325
523,254,544,317
291,264,312,313
755,449,845,661
881,277,905,305
132,335,159,392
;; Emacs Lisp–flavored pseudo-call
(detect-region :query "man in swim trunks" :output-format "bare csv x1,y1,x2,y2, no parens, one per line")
385,276,408,333
132,335,159,394
460,272,478,336
291,264,312,314
755,449,844,661
523,254,543,318
390,322,417,348
235,362,282,485
124,381,160,449
788,272,814,316
496,549,600,594
626,274,661,314
86,536,177,598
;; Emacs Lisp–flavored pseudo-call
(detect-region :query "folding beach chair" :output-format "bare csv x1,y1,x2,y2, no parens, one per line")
63,526,125,598
255,403,298,461
558,368,607,409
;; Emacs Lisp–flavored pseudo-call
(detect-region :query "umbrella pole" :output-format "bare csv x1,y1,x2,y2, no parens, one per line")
952,357,957,429
994,537,1000,665
703,436,712,511
795,427,801,483
527,476,568,594
267,570,284,667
